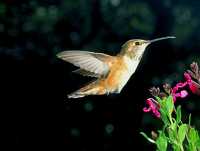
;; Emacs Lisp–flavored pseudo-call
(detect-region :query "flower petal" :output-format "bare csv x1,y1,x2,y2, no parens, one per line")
143,107,151,112
143,98,160,118
180,90,188,98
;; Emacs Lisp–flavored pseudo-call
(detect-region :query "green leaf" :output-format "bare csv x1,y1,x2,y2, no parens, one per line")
160,109,170,125
171,122,177,131
168,123,178,146
165,95,174,115
178,124,188,143
176,106,181,124
168,128,176,141
140,132,156,144
188,128,199,145
155,96,162,104
187,144,195,151
188,128,196,143
156,131,168,151
187,127,200,151
172,144,182,151
196,138,200,149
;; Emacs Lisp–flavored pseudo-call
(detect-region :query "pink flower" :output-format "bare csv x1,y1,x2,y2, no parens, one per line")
143,98,160,118
171,75,189,102
170,72,200,102
172,90,188,102
171,73,195,102
190,80,200,95
143,72,200,118
184,72,200,95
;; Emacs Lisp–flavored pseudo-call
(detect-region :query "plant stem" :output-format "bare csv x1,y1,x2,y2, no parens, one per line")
180,144,184,151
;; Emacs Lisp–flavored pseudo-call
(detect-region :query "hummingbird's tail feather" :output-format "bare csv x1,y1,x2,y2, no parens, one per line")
67,81,106,99
67,93,85,99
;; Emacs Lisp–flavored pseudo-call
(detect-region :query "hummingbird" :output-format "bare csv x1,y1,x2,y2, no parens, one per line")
57,36,175,98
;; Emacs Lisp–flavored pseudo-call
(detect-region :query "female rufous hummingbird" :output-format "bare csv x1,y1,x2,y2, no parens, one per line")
57,36,175,98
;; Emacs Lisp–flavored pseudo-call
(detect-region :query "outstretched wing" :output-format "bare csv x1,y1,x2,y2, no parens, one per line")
72,68,101,78
57,50,115,77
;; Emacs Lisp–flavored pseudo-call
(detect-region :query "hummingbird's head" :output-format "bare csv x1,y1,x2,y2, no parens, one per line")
122,39,149,51
121,36,176,58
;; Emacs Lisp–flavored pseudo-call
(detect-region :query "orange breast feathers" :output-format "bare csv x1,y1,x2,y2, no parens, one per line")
99,57,128,91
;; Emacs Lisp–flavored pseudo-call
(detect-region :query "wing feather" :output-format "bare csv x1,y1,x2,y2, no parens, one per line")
57,50,115,76
72,69,101,78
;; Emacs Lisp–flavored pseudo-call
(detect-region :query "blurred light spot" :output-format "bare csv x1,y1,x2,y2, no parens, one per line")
172,6,196,46
110,0,120,6
48,5,58,19
36,7,47,18
101,0,109,6
105,123,114,134
70,32,80,44
130,2,155,34
83,102,93,112
174,7,191,24
70,128,80,137
163,0,171,7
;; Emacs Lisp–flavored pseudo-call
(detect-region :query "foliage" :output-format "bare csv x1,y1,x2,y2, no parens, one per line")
141,95,200,151
141,62,200,151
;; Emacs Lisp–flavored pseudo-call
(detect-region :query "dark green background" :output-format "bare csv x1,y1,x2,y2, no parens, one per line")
2,0,200,150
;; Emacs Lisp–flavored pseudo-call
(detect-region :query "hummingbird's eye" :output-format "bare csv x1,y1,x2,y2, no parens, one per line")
135,41,140,45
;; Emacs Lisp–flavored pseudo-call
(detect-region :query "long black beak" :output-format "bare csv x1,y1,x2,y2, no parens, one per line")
149,36,176,43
